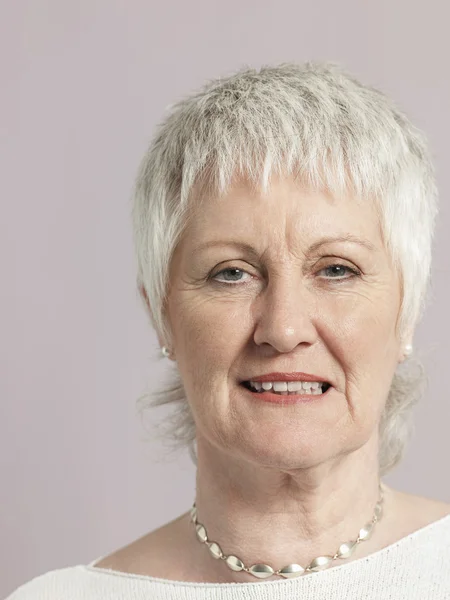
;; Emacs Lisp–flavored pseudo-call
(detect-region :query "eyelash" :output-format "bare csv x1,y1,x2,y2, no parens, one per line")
211,264,360,285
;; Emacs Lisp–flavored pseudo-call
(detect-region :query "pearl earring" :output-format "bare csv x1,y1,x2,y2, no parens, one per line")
161,346,171,358
404,344,413,357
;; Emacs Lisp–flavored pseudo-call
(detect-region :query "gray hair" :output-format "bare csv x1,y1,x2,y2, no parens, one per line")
131,62,438,475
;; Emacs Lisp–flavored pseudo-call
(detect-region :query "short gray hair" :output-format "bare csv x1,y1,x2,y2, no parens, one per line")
131,62,438,475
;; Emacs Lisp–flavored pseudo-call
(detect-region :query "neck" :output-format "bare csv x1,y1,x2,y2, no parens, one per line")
188,434,388,582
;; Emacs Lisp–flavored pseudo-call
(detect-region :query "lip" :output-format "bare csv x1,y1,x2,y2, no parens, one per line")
241,384,332,405
242,372,328,383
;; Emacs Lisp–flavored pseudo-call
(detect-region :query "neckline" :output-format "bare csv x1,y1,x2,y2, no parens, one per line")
81,512,450,589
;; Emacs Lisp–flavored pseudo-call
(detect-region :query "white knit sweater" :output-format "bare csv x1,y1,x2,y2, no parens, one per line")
6,514,450,600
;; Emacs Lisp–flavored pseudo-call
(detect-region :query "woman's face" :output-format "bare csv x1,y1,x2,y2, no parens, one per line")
164,174,403,468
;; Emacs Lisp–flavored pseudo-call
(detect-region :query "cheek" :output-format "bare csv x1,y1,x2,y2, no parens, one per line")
319,295,400,416
167,294,251,384
318,282,400,355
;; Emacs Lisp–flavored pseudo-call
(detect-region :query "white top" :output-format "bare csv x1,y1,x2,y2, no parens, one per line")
6,514,450,600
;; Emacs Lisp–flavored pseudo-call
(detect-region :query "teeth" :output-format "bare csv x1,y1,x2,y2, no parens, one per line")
273,382,288,392
287,381,302,392
248,380,326,395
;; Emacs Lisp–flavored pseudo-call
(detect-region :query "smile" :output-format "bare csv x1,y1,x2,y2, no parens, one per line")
241,381,332,406
243,380,330,395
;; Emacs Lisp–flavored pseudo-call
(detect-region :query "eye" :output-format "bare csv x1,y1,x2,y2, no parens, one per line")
211,267,251,284
210,263,360,285
317,264,360,279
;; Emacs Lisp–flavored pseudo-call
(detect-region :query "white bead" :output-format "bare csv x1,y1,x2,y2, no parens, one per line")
359,521,374,541
226,555,244,571
208,542,222,559
195,524,207,542
249,564,274,578
278,563,305,578
336,541,357,558
374,502,383,519
308,556,333,571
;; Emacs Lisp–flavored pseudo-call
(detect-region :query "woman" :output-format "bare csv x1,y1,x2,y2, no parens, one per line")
8,62,450,599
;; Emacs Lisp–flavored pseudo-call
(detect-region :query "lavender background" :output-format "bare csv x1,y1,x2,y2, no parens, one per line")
1,0,449,596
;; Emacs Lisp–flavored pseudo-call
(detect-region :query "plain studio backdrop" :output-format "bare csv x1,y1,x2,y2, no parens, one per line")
1,0,449,597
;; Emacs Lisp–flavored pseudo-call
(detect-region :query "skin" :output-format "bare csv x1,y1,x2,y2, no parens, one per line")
95,173,450,583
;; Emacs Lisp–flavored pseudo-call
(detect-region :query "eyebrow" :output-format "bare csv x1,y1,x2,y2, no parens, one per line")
193,235,377,255
308,234,377,252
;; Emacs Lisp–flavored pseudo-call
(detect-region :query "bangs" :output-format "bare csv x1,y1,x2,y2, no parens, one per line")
170,65,412,209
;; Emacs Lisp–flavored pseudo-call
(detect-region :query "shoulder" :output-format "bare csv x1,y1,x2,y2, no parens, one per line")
401,491,450,526
386,485,450,536
5,566,99,600
92,512,193,580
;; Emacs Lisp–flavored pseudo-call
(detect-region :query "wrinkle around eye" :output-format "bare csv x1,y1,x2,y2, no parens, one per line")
210,265,360,285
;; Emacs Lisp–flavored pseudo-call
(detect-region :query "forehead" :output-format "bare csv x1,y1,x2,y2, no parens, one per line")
184,174,383,251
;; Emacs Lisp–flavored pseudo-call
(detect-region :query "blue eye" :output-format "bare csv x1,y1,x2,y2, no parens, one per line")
319,264,359,279
210,264,359,286
212,268,248,283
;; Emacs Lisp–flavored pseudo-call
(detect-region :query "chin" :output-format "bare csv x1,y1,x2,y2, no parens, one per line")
232,429,339,470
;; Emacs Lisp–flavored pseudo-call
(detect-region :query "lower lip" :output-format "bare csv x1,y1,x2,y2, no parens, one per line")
241,384,331,404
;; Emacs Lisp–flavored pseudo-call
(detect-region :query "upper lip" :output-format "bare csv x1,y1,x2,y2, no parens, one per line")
242,372,328,383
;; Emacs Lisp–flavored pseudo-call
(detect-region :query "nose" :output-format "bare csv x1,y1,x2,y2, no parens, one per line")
252,276,318,353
